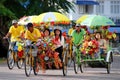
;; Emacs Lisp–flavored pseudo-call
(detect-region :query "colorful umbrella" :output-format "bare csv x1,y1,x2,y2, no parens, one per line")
81,15,115,28
37,12,70,25
18,15,38,25
76,15,92,23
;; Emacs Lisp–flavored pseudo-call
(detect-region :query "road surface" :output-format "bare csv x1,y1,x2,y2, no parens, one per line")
0,55,120,80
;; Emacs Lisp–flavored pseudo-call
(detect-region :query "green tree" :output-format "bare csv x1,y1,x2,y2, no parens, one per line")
3,0,74,18
0,0,74,57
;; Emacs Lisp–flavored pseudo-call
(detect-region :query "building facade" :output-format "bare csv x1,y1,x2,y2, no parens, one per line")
69,0,120,25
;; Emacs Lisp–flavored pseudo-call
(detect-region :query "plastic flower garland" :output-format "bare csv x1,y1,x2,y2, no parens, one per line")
36,37,62,72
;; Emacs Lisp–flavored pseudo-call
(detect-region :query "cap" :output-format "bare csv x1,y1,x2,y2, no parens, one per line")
75,24,81,27
12,20,18,24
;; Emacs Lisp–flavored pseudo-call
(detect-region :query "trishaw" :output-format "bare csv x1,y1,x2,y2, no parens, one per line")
24,38,68,77
73,29,114,74
81,46,113,74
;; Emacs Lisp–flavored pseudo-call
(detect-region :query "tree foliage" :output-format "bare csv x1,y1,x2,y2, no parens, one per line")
0,0,74,57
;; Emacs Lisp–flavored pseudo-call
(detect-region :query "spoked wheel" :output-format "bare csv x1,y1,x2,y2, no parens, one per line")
67,50,74,67
17,58,24,69
63,51,68,76
106,62,111,74
106,54,112,74
80,64,83,73
7,50,15,70
106,52,113,74
24,53,32,77
33,57,39,75
73,52,79,74
67,57,73,67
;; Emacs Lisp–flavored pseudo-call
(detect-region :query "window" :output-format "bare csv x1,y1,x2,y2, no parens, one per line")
96,1,104,14
110,1,120,14
78,5,85,13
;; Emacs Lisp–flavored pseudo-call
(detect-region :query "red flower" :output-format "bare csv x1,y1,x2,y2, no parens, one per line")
51,21,54,25
40,22,44,24
108,32,112,35
18,50,24,58
54,52,59,58
62,32,67,37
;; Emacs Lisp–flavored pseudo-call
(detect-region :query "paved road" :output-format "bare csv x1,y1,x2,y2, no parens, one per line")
0,55,120,80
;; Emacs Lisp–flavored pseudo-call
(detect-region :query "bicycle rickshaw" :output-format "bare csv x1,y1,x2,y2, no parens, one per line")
24,38,68,77
73,33,113,74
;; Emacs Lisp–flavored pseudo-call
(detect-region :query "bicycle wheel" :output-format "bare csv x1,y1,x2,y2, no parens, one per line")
106,55,112,74
106,62,111,74
7,50,15,70
17,58,24,69
33,57,39,75
106,52,113,74
73,52,79,74
80,64,83,73
67,49,73,67
24,53,32,77
63,50,68,76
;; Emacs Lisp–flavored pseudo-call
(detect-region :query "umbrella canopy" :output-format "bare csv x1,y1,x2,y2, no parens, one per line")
81,15,115,28
76,15,92,23
18,15,38,25
36,12,70,25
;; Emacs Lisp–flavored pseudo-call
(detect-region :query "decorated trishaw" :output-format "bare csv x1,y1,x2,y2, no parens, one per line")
19,12,71,77
73,15,116,74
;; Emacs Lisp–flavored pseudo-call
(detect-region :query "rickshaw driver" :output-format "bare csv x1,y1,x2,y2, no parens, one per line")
3,20,25,49
25,23,41,57
72,24,86,48
25,23,41,42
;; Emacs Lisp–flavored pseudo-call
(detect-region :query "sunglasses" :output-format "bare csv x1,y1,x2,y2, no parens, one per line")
76,26,80,27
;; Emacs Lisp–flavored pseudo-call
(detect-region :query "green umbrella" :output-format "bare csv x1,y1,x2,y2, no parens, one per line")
81,15,115,29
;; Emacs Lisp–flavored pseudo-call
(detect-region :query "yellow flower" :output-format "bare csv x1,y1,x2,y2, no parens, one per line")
112,33,116,39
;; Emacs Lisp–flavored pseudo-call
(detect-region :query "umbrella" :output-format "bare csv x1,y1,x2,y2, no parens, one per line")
81,15,115,28
36,12,70,25
18,15,38,25
76,15,93,23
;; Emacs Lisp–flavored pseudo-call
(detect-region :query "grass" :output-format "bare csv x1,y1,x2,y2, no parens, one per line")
0,58,6,64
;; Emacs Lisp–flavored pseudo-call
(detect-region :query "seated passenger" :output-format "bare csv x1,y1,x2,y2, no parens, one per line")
53,28,65,62
95,32,107,54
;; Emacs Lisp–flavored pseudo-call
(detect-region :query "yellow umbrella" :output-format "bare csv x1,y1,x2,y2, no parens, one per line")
76,15,93,24
31,16,40,23
33,12,70,25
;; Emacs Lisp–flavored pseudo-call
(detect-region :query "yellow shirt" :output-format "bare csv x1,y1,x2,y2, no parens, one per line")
68,28,74,36
9,25,24,42
25,28,41,42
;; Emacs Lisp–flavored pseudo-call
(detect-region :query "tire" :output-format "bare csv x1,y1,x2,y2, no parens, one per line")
73,52,79,74
63,51,68,76
24,53,32,77
80,64,83,73
67,50,73,67
17,58,24,69
106,62,110,74
7,50,15,70
106,53,112,74
67,58,72,67
33,57,39,75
